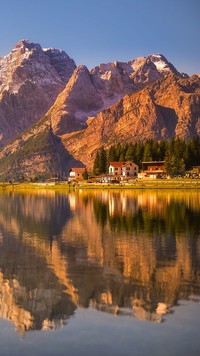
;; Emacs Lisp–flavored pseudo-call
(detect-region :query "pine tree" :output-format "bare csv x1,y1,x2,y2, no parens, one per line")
135,142,144,167
143,142,152,161
164,145,173,176
93,151,100,175
116,143,122,161
83,169,89,180
125,143,134,161
99,147,107,174
108,145,117,162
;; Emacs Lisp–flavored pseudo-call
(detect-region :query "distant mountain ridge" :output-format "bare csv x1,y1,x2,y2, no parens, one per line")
0,39,199,179
47,53,181,135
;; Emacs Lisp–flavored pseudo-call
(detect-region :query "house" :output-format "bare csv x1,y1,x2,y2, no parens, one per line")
108,162,125,176
108,161,138,178
121,161,138,177
69,167,86,180
140,161,165,178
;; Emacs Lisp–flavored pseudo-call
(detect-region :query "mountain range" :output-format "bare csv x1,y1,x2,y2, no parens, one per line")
0,39,199,179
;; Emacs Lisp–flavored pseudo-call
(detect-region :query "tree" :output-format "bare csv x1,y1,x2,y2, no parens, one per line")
83,169,89,180
143,142,152,162
93,151,100,175
125,143,134,161
116,143,122,161
164,145,173,176
99,147,107,173
108,145,117,162
164,143,185,176
135,142,144,167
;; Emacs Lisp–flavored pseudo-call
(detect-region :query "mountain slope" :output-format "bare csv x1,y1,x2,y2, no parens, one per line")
0,40,76,145
0,74,199,178
0,45,199,179
62,74,200,168
46,54,180,135
0,119,83,180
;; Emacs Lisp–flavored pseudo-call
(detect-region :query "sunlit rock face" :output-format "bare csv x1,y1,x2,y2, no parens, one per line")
0,41,200,178
47,53,180,135
0,40,177,147
0,39,76,145
63,74,200,169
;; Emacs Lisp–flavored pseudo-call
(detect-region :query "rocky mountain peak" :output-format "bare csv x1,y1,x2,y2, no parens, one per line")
48,64,103,134
14,39,42,51
45,53,183,137
147,54,179,74
42,47,76,82
0,39,76,145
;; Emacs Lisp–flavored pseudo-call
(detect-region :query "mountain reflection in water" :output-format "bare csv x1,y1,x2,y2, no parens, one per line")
0,190,199,333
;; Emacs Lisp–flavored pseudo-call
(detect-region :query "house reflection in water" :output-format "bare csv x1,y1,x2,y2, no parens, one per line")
0,190,199,333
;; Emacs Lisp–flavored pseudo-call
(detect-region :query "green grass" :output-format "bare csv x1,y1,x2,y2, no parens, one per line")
0,178,199,191
0,128,55,180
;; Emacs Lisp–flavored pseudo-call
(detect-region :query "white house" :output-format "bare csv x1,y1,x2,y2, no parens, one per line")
121,161,138,177
108,162,125,176
69,167,86,180
108,161,138,178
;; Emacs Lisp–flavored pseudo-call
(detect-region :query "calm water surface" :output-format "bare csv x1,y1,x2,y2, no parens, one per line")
0,190,200,355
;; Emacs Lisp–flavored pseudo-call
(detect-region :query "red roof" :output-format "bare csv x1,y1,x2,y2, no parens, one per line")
122,161,138,167
70,168,86,173
109,162,125,168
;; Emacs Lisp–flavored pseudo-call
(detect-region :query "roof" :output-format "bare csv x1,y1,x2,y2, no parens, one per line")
144,170,165,173
142,161,164,164
122,161,138,167
109,161,125,167
69,167,86,172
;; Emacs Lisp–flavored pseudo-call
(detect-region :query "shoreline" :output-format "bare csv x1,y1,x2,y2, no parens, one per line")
0,179,200,191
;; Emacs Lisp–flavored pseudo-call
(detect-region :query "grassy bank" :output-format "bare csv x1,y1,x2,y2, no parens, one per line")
0,179,200,191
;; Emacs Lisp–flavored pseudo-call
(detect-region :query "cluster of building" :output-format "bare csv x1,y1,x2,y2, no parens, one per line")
69,160,166,181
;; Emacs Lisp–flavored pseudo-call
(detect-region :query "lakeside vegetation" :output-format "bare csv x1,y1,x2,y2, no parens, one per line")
0,178,199,191
93,137,200,175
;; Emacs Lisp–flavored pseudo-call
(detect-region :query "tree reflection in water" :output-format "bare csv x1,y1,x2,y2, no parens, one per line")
0,190,199,333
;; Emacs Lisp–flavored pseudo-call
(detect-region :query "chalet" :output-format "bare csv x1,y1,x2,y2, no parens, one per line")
109,162,124,176
109,161,138,178
69,167,86,180
140,161,165,178
121,161,138,177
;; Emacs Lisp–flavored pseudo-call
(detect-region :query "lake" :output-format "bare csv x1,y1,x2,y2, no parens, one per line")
0,189,199,355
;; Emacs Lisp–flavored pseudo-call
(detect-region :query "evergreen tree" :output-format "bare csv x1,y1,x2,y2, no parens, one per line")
125,143,134,161
119,145,126,161
93,137,198,177
83,169,89,180
99,147,107,173
164,144,173,176
158,140,167,160
93,151,100,175
164,142,186,176
108,145,117,162
143,142,153,161
116,143,122,161
135,142,144,167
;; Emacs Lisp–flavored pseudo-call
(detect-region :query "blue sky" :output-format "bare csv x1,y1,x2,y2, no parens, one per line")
0,0,199,75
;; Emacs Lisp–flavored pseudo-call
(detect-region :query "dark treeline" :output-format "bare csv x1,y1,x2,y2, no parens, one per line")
93,137,200,175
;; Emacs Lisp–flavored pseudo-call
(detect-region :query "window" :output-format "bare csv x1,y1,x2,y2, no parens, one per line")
126,167,130,170
130,163,132,166
115,167,118,171
134,167,136,170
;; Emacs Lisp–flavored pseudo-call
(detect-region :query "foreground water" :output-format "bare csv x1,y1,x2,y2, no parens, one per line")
0,189,199,355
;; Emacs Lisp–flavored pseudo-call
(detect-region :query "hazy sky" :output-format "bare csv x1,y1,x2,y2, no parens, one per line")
0,0,199,75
